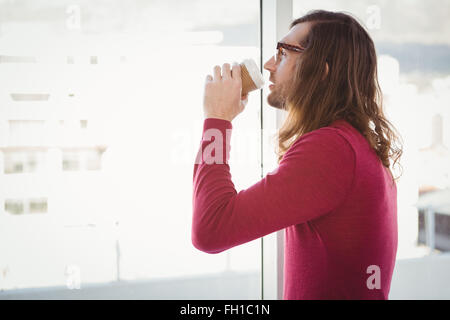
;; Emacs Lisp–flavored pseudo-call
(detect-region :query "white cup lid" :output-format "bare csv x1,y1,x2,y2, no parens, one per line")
242,59,265,89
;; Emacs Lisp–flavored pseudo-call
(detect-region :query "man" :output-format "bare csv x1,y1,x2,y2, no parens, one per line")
192,10,403,299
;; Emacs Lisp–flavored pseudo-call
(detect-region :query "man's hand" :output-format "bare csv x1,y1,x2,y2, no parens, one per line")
203,63,249,122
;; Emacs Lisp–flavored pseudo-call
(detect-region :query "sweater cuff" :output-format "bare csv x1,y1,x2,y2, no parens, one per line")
196,118,233,165
203,118,233,131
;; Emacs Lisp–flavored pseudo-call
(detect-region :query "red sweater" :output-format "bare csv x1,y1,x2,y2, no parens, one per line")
192,118,398,300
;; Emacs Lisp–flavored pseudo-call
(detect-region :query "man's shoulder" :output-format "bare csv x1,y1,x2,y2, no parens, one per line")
291,121,356,152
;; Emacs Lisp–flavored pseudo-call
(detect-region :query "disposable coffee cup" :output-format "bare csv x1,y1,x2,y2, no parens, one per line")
235,59,265,96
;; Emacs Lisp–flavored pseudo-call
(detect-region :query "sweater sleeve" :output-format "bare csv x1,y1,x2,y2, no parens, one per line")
192,118,355,254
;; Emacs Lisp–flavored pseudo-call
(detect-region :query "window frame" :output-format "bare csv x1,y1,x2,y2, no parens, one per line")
261,0,292,300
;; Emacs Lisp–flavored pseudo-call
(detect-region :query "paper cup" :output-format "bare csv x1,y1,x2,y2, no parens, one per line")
239,59,265,96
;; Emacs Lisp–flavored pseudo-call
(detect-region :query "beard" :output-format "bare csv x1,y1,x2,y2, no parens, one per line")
267,83,287,110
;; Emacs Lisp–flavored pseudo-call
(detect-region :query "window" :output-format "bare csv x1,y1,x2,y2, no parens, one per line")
0,0,262,298
62,151,80,171
80,120,88,129
3,149,46,174
62,148,104,171
294,0,450,258
29,198,48,214
4,198,47,215
292,0,450,299
5,199,24,215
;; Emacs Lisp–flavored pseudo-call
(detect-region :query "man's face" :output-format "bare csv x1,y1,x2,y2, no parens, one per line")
264,22,312,109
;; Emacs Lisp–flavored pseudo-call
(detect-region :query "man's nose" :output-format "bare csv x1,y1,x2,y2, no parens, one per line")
264,56,276,73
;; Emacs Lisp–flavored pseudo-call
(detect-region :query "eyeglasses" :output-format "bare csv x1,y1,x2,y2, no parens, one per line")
274,41,306,63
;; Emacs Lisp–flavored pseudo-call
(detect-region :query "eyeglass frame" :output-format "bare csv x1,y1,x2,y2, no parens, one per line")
274,41,306,63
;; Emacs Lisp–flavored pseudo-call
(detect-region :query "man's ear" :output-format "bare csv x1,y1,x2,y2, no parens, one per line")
322,62,329,80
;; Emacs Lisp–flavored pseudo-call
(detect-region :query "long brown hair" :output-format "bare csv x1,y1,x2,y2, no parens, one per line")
276,10,403,182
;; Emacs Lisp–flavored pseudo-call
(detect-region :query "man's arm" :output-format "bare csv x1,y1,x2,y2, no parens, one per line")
192,118,355,254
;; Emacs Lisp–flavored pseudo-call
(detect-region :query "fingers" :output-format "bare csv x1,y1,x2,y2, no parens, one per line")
222,63,231,79
209,63,239,81
231,63,241,81
213,65,221,81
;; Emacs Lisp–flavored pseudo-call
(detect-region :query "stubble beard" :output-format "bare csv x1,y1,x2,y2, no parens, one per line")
267,83,287,110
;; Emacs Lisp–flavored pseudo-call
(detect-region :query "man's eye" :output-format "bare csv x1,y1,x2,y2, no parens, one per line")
275,48,286,62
